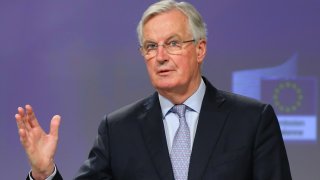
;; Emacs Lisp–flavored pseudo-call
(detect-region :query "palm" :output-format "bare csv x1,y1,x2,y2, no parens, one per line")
26,126,56,168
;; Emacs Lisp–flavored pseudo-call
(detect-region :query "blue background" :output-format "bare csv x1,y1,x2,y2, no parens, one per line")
1,0,319,179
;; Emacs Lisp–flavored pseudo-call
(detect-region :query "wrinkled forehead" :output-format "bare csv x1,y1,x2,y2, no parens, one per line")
142,9,191,41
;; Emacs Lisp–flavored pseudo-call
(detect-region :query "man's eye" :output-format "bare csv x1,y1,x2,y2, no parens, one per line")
167,40,180,47
145,43,157,50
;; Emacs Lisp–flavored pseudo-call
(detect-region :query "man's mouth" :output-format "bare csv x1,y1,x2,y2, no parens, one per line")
157,69,173,76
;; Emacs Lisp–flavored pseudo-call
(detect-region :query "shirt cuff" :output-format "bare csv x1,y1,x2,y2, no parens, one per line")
28,165,57,180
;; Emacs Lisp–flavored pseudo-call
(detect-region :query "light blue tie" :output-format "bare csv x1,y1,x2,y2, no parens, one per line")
170,104,191,180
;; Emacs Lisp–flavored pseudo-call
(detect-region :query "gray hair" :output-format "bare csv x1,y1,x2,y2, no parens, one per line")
137,0,207,45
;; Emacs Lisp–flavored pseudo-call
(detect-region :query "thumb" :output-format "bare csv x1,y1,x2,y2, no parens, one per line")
49,115,61,138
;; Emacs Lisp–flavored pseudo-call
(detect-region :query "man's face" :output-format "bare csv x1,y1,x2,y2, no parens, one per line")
142,9,206,97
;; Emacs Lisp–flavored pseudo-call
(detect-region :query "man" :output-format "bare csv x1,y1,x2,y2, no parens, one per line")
15,0,292,179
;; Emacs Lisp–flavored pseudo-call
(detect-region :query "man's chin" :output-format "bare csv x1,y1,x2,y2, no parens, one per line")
154,81,175,90
154,81,182,93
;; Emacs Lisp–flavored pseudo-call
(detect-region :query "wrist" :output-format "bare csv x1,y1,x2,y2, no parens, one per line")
31,162,55,180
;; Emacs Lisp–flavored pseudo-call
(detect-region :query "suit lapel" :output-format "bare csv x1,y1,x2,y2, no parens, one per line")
188,79,230,180
138,93,174,180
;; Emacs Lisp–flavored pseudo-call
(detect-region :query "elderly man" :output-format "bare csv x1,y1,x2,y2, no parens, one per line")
16,0,291,179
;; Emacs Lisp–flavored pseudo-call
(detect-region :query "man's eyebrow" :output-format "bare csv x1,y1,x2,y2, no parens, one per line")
143,40,156,44
143,35,181,44
166,35,180,41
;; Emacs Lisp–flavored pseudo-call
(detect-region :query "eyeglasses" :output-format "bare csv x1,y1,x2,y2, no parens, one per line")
140,39,195,59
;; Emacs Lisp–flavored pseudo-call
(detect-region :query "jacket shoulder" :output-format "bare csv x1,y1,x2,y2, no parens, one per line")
106,93,157,123
220,90,267,108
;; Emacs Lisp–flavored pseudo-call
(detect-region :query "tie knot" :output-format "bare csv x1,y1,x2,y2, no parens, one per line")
171,104,187,118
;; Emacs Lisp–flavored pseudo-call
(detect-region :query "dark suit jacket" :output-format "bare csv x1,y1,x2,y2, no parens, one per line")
28,78,292,180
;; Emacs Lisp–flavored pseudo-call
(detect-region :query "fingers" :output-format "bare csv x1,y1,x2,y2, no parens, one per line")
15,105,40,129
15,105,32,132
16,113,30,148
49,115,61,138
15,104,61,138
15,106,33,148
25,105,40,128
18,128,30,148
15,109,25,131
17,106,25,117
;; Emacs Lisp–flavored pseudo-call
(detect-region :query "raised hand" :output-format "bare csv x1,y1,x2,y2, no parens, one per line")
15,105,61,179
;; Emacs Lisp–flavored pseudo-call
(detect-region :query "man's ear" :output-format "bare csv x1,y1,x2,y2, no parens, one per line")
196,39,207,63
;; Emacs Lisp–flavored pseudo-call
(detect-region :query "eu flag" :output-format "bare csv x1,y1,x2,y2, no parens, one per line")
261,77,317,115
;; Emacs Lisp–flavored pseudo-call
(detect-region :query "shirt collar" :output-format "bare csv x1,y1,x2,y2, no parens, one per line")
158,78,206,117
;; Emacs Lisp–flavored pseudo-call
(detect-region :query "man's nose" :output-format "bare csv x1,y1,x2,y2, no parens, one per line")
155,45,169,62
